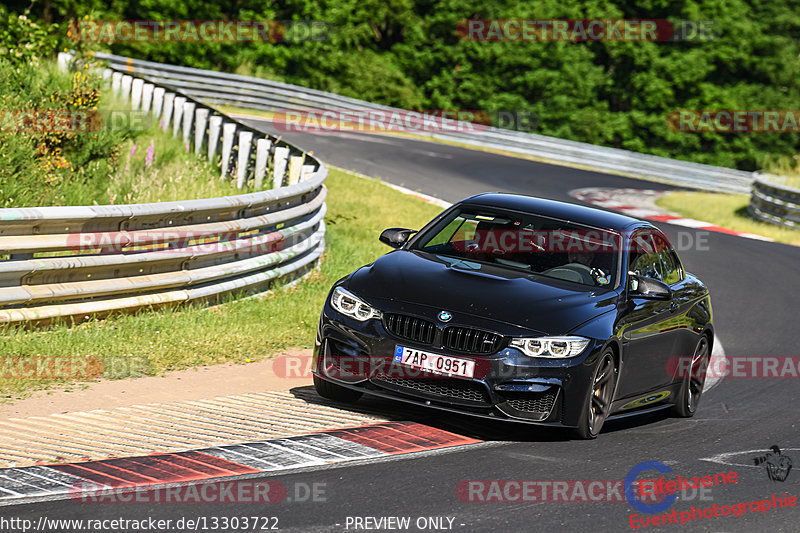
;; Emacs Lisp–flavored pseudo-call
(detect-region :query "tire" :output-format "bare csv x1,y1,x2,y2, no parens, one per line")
575,350,616,440
672,336,710,418
313,375,363,403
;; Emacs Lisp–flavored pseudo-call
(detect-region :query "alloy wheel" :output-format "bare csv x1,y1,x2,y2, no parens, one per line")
588,353,616,435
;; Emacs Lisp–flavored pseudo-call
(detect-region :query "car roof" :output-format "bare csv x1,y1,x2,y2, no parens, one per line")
459,192,652,232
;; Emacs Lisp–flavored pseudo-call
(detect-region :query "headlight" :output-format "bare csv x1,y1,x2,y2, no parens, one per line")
330,287,381,321
510,336,590,358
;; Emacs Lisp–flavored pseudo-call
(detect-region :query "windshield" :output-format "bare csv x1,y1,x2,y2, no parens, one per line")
411,207,621,288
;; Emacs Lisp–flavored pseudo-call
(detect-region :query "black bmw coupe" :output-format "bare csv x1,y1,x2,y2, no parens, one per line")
312,193,713,439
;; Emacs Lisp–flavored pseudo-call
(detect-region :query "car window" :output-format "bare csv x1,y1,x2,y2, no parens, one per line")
629,233,662,281
652,233,683,285
412,207,621,288
425,216,477,247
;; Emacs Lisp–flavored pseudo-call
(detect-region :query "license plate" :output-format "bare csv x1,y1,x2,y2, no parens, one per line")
393,346,475,378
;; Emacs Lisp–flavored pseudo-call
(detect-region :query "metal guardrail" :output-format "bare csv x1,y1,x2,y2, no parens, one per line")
749,175,800,229
0,53,328,324
94,52,755,195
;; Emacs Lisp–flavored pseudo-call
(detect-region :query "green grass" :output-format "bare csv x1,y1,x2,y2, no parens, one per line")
53,91,241,206
655,192,800,246
0,58,239,208
96,116,238,205
0,168,443,401
763,155,800,189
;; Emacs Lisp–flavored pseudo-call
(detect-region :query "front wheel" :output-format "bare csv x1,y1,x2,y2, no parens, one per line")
672,336,710,418
575,351,616,440
313,375,363,403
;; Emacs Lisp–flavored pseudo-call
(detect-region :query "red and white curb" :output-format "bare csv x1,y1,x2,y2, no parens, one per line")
570,187,773,242
0,422,479,504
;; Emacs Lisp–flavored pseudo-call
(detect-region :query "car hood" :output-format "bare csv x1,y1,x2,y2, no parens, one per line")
346,250,619,334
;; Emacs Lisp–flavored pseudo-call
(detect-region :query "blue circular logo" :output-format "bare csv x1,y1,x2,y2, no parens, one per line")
624,461,676,513
438,311,452,322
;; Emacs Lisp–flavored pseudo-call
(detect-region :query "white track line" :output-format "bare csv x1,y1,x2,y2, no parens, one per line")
700,448,800,468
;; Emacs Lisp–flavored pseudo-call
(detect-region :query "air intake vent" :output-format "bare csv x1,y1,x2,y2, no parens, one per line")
505,391,557,414
373,377,488,404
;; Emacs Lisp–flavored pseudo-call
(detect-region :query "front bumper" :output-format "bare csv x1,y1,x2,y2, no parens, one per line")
312,303,606,428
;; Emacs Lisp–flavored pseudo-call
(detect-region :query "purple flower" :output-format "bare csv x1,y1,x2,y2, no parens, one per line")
145,140,154,168
130,144,136,158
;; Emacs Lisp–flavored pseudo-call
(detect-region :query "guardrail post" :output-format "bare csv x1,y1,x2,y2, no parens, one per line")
172,97,187,137
152,87,165,118
141,83,154,113
131,78,144,109
194,109,210,156
254,139,272,189
237,131,254,189
208,116,222,162
220,122,237,179
102,68,113,81
111,72,122,95
182,101,196,147
301,165,315,181
57,52,72,72
287,156,304,186
121,75,133,100
272,147,289,189
161,93,175,131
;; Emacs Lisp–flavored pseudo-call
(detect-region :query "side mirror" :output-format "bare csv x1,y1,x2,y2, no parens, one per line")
629,274,671,300
379,227,416,248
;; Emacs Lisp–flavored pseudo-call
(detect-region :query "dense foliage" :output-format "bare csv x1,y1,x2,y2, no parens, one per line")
0,10,224,207
5,0,800,170
0,9,121,207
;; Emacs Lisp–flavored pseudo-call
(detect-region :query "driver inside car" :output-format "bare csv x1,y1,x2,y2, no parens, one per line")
542,248,609,286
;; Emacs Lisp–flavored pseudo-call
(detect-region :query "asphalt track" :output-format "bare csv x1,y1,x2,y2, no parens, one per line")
6,124,799,531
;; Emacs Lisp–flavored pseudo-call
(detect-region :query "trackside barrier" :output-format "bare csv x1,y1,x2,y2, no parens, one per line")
0,53,327,324
92,52,754,194
749,174,800,229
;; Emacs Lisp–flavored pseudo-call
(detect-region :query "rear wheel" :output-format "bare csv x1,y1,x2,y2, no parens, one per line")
313,375,363,403
672,336,710,417
575,351,616,440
